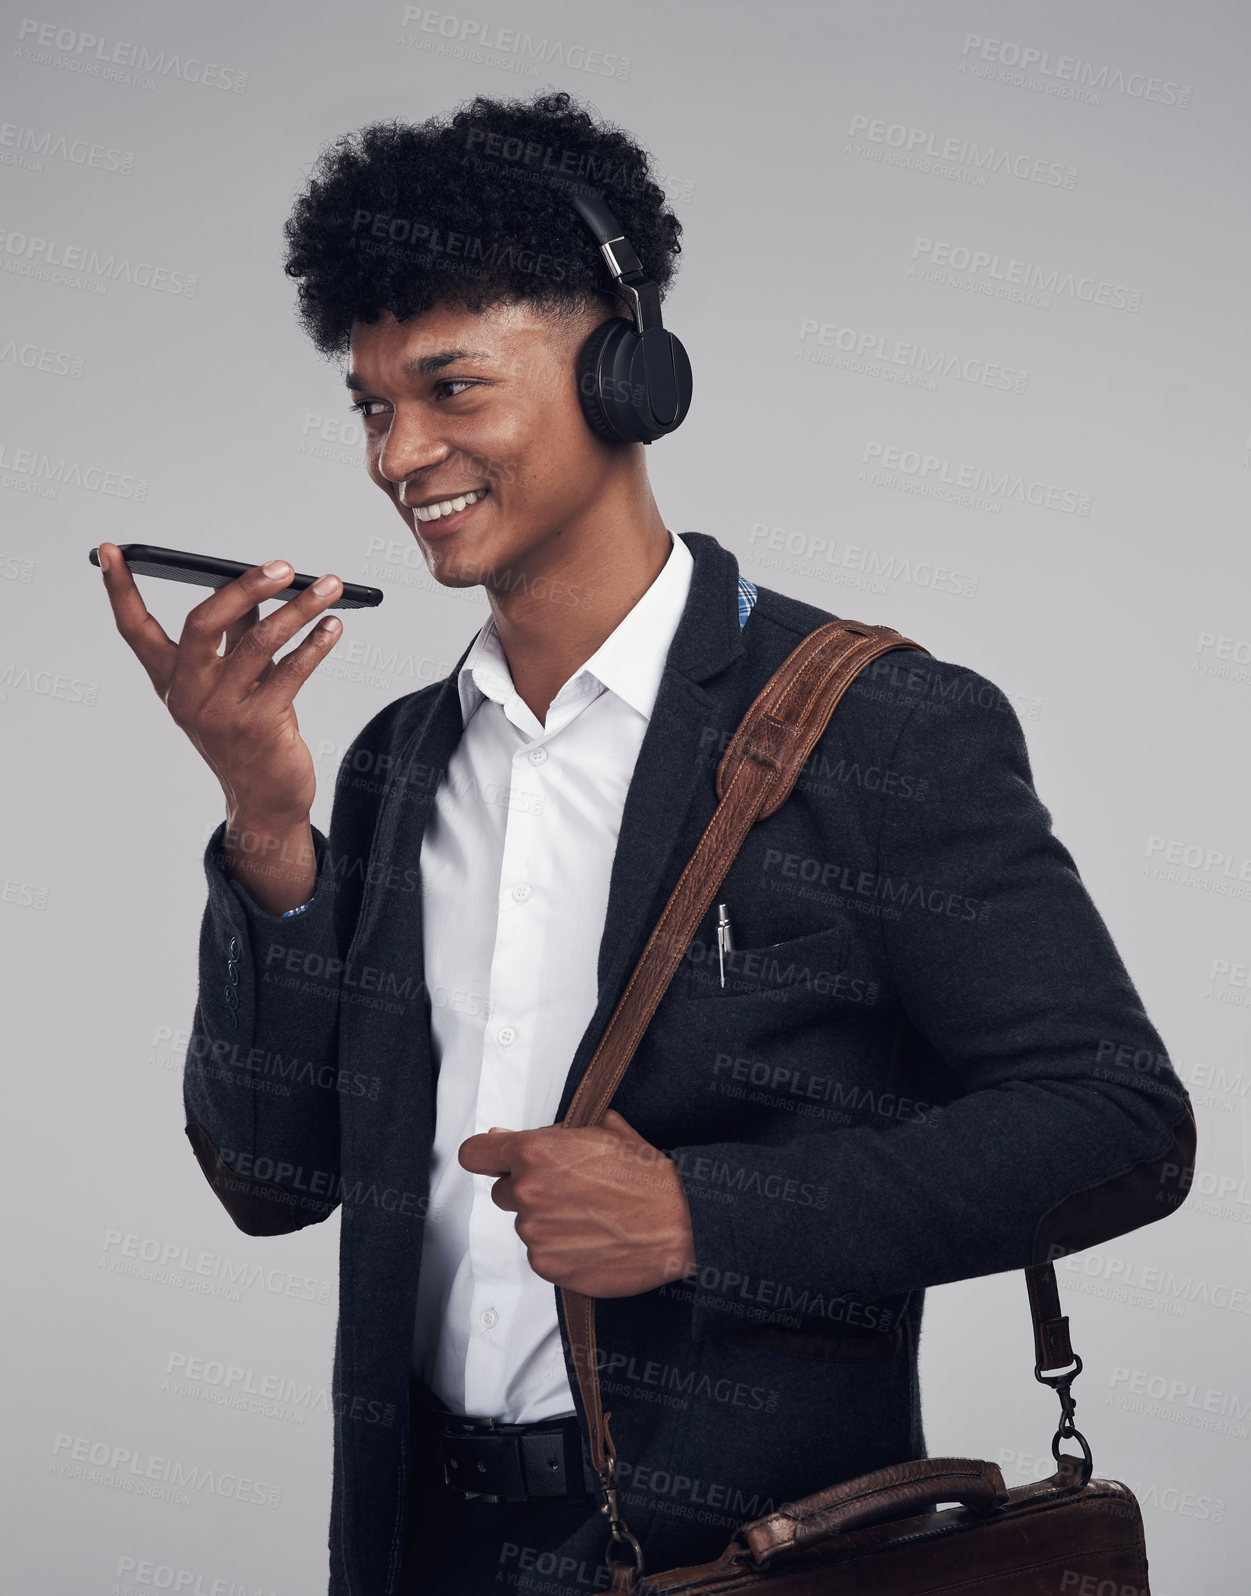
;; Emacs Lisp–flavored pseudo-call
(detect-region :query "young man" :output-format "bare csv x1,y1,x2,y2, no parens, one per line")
99,90,1196,1596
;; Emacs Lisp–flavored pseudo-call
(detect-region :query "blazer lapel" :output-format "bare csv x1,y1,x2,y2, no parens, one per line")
346,658,470,974
555,531,748,1121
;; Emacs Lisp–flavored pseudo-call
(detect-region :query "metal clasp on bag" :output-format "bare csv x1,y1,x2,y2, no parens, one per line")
598,1453,645,1580
1034,1351,1093,1488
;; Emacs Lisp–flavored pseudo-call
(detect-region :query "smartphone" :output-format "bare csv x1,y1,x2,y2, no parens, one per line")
88,543,383,609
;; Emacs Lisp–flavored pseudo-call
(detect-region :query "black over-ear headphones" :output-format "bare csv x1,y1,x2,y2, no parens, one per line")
566,188,693,445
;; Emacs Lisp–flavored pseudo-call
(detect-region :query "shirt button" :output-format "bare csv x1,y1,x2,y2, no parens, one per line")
511,883,531,902
228,936,240,959
497,1026,516,1046
481,1307,498,1329
528,746,548,764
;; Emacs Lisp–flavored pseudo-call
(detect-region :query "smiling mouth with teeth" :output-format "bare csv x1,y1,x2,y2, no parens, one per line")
412,486,490,523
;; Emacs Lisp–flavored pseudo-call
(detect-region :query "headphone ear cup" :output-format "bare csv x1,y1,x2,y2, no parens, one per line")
577,317,633,443
578,315,695,444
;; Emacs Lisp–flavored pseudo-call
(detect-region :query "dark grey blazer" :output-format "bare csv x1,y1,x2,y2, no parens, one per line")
183,530,1195,1595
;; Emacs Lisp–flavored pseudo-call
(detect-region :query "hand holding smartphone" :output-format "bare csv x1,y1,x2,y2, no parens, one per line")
93,540,371,914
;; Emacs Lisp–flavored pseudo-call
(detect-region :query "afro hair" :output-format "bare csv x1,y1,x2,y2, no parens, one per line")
281,88,684,359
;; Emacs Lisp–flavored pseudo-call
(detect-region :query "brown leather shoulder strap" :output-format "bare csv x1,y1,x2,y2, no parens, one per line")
553,616,1077,1579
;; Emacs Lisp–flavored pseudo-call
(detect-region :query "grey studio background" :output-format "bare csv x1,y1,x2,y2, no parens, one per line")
2,1,1248,1592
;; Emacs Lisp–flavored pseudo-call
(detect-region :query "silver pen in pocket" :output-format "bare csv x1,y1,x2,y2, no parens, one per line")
716,902,735,988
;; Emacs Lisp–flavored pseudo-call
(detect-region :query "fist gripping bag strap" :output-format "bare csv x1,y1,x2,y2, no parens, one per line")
555,619,927,1585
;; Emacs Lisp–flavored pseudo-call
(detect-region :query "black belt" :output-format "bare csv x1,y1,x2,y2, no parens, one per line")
410,1379,598,1503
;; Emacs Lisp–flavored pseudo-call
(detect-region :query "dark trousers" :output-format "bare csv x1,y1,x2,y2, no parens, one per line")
397,1387,606,1596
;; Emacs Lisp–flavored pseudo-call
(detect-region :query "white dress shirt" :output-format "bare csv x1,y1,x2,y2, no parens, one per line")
411,529,695,1422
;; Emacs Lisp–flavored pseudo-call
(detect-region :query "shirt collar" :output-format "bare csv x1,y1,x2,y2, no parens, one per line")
455,529,694,729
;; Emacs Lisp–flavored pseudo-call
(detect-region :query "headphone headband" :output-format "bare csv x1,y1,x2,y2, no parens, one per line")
566,190,662,335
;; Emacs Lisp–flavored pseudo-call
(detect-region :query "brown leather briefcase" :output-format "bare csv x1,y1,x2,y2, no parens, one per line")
556,618,1153,1594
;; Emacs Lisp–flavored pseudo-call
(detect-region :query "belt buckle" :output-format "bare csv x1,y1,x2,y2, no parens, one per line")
434,1414,586,1503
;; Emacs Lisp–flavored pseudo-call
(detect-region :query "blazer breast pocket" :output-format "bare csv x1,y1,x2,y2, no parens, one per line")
684,922,850,1002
